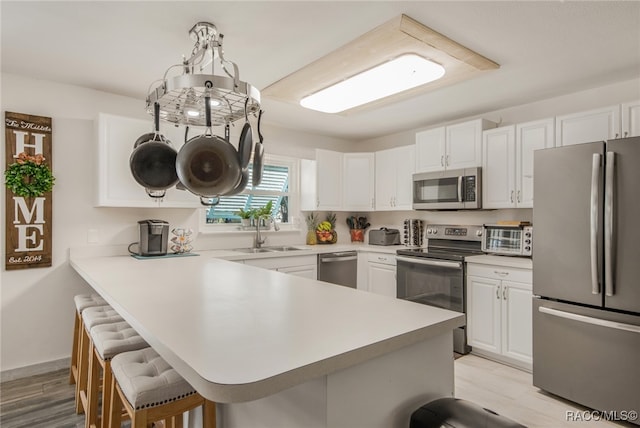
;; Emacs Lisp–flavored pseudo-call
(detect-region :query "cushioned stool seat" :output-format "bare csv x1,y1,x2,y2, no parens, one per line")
77,305,124,415
85,322,148,428
71,294,108,385
108,347,216,428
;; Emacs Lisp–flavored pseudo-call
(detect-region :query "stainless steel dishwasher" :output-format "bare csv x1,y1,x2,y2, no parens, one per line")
317,251,357,288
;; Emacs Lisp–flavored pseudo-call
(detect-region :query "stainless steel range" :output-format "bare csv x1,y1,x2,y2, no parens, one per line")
396,224,484,354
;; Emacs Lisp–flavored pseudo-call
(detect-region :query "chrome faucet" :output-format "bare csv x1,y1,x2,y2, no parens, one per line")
255,216,280,248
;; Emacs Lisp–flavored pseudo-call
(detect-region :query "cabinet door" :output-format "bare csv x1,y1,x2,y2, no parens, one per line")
467,276,502,354
621,100,640,138
316,149,343,210
343,153,374,211
446,119,485,169
502,281,532,364
96,113,200,208
367,262,396,297
482,126,516,209
374,149,396,211
394,145,415,210
278,264,317,279
300,159,317,211
556,105,621,146
516,118,555,208
415,127,446,173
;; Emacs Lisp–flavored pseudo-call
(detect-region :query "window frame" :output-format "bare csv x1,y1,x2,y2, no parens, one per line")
199,154,300,233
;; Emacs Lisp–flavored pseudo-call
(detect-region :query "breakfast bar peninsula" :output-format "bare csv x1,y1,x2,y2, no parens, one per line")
70,250,464,428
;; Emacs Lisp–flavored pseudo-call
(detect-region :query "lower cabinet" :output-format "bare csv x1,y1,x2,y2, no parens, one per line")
244,255,318,280
357,252,396,297
467,263,532,371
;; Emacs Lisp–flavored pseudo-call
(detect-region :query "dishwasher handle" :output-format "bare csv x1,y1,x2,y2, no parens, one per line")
320,255,357,263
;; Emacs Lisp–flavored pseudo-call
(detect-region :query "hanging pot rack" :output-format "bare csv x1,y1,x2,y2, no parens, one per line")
146,22,261,127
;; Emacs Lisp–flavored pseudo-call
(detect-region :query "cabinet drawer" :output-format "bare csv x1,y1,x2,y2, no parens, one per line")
245,255,317,270
467,263,531,285
367,252,396,266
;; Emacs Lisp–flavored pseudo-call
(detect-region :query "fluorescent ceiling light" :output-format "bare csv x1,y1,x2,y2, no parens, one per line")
300,54,444,113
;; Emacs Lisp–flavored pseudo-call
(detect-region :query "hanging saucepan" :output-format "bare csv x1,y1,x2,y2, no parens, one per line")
224,122,251,196
130,102,179,198
237,98,253,170
252,109,265,187
175,95,241,205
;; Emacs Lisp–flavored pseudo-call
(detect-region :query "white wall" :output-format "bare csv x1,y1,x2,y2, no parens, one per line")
0,73,351,373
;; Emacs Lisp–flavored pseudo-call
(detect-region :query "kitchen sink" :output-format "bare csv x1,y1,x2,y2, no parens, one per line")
264,246,304,252
232,248,275,253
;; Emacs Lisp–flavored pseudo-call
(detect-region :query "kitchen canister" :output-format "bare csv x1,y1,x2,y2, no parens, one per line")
403,219,424,247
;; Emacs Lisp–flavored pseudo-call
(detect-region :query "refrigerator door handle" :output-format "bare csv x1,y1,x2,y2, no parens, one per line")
604,151,615,297
590,153,601,295
539,306,640,334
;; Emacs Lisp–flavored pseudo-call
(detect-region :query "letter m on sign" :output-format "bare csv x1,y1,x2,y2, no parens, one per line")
5,112,53,270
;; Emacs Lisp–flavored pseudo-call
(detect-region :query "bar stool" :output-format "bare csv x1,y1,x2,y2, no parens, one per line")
70,294,107,384
76,305,124,414
85,321,148,428
108,347,216,428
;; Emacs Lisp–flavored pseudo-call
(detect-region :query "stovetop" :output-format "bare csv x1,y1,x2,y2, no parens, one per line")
396,247,484,262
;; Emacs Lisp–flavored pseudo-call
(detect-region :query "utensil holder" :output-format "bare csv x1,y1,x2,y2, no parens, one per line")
350,229,364,242
403,219,424,247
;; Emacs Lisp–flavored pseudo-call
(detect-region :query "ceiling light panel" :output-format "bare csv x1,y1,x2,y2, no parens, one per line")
264,14,499,115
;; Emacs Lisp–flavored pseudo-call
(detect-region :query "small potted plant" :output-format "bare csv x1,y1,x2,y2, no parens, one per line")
252,201,274,229
235,208,255,227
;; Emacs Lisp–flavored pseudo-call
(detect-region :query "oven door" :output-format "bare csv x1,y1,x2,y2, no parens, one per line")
396,256,464,312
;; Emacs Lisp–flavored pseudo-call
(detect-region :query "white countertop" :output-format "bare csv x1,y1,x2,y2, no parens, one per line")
70,252,463,403
465,254,533,269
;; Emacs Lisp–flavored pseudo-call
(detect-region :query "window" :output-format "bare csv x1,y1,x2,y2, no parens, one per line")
203,155,298,228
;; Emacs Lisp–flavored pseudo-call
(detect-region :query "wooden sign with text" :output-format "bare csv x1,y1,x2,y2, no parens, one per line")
5,112,53,270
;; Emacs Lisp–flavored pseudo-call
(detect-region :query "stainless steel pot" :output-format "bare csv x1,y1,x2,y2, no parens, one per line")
175,96,242,203
129,103,179,198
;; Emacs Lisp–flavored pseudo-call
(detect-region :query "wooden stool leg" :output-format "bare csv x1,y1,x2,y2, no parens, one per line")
85,346,100,428
131,408,148,428
203,401,216,428
108,378,123,428
76,326,90,414
173,414,184,428
101,359,113,428
70,310,81,384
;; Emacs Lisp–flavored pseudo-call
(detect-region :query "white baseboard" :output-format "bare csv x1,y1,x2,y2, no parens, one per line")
1,357,70,382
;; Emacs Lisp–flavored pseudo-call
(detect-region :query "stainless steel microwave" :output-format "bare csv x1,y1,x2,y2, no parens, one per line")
412,167,482,210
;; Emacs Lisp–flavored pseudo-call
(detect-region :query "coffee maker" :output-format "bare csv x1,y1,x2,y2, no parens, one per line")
137,219,169,256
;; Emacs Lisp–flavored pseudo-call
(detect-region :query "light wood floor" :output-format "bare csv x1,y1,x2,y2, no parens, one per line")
455,354,636,428
1,356,636,427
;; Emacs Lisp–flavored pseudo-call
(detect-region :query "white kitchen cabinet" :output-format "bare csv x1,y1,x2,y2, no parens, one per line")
467,263,532,371
343,153,375,211
316,149,344,210
621,100,640,138
556,105,620,146
415,119,496,173
482,118,554,208
375,145,415,211
357,252,396,297
306,150,374,211
96,113,200,208
244,255,317,280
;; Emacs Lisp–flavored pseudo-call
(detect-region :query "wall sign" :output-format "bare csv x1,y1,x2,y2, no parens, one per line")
4,112,54,270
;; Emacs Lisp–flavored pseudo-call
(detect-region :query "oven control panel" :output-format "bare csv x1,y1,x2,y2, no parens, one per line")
425,224,483,241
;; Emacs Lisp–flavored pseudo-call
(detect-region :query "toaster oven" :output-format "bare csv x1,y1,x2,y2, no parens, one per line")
482,224,533,257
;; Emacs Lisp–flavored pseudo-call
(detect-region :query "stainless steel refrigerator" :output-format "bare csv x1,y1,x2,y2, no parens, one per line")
533,136,640,421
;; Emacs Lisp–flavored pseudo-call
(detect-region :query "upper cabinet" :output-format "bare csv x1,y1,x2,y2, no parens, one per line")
343,153,375,211
482,118,554,209
316,149,344,211
375,145,415,211
622,100,640,138
304,149,374,211
555,105,620,146
96,113,200,208
415,119,496,173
